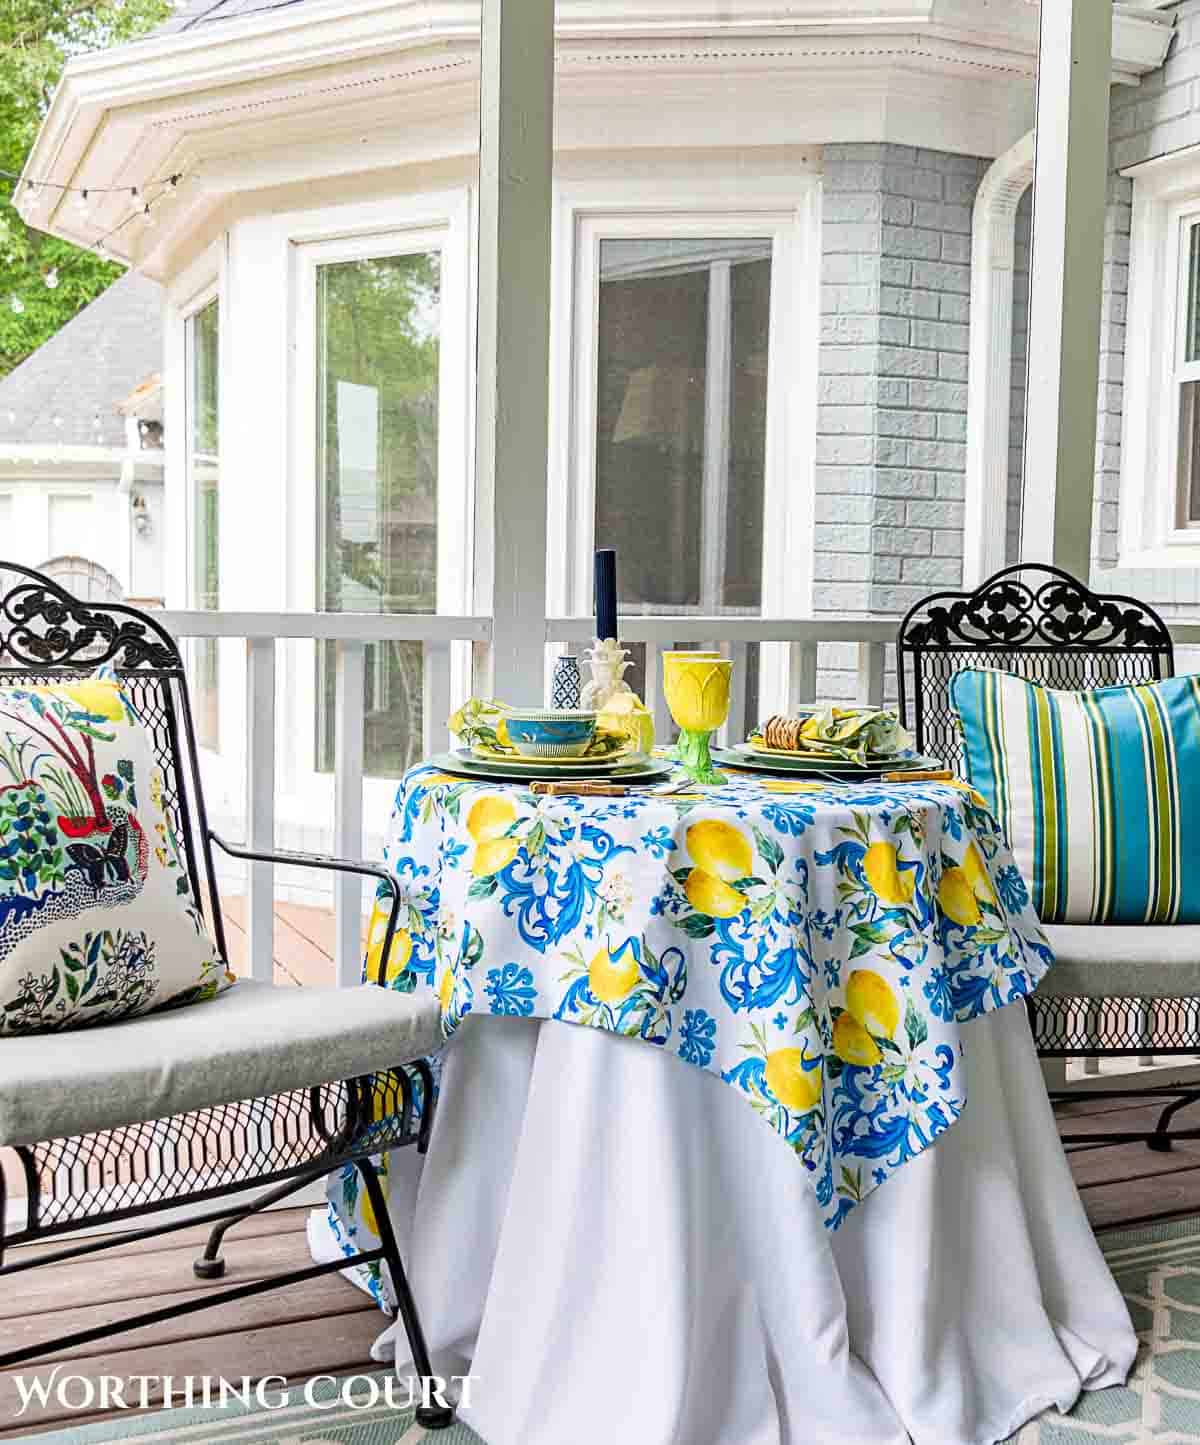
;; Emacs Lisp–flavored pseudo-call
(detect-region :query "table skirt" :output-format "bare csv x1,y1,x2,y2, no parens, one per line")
310,1007,1135,1445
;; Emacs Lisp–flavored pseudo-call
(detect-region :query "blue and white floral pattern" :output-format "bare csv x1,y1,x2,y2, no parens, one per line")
329,766,1053,1265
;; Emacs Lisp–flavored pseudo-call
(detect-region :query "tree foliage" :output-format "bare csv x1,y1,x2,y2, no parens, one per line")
0,0,170,378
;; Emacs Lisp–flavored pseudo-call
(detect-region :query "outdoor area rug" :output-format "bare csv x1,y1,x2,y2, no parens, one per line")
30,1215,1200,1444
1007,1213,1200,1442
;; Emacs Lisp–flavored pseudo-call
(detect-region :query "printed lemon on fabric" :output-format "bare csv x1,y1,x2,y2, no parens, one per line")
363,898,412,985
589,941,642,1004
684,818,753,918
764,1046,823,1113
468,795,521,877
863,842,915,907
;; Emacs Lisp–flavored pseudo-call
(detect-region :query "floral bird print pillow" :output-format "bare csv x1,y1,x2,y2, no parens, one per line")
0,673,233,1034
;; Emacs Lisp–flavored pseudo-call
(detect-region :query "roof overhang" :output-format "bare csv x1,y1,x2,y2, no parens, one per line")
17,0,1174,279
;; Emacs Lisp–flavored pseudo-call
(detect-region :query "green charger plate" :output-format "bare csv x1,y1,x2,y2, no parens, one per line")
430,750,675,785
714,746,943,778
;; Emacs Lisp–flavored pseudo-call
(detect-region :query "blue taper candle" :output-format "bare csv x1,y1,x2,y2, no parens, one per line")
595,549,617,643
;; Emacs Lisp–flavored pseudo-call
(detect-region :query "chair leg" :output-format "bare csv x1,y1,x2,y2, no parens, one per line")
1148,1089,1200,1153
354,1156,456,1430
194,1171,325,1280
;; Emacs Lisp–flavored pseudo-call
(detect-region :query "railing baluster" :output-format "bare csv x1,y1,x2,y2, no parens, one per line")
334,640,367,989
423,640,452,758
788,640,819,712
721,641,749,745
855,640,885,708
245,637,276,985
644,641,672,746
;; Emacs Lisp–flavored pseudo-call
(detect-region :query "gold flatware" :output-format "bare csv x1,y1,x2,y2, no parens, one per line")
882,768,955,783
530,781,634,796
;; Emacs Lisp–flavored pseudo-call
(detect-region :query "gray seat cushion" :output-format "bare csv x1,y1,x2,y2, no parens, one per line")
0,979,442,1147
1039,924,1200,1000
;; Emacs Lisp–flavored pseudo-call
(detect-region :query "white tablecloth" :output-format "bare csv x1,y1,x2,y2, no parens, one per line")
312,1006,1135,1445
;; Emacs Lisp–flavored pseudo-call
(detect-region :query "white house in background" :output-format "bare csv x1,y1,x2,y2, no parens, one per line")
0,272,166,603
14,0,1198,870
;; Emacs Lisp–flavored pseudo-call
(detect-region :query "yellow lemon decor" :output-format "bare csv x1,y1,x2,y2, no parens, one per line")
685,869,747,919
364,902,414,984
687,819,752,881
863,841,915,906
938,866,982,927
765,1048,822,1113
833,1013,883,1067
437,966,456,1013
961,842,997,904
598,691,655,756
846,969,899,1038
684,818,753,918
588,942,642,1004
467,794,521,877
663,653,732,784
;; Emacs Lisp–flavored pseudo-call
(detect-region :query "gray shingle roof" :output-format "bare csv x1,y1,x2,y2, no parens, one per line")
0,273,162,450
155,0,314,34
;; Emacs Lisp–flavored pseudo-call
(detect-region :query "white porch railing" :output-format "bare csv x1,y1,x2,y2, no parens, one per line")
156,612,490,988
152,609,1200,996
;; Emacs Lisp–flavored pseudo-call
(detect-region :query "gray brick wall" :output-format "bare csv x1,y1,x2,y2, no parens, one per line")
816,143,989,627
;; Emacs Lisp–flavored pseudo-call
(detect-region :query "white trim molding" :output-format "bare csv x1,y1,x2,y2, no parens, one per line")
1118,145,1200,571
964,129,1034,586
13,0,1169,278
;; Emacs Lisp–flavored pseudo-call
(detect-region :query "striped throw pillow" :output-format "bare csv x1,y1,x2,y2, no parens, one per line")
949,669,1200,925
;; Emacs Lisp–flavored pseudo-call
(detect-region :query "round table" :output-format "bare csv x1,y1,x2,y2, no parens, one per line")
311,1008,1134,1444
309,763,1135,1442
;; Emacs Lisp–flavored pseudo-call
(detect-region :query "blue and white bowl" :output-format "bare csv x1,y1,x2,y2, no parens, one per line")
504,708,598,758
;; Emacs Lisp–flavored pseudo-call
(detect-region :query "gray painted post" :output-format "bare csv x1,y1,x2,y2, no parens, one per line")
475,0,555,704
1021,0,1112,579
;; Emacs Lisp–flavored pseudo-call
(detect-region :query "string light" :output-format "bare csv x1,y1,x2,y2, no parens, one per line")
0,170,185,304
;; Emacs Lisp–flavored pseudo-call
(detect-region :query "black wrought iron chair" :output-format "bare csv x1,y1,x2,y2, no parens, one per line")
0,563,454,1428
897,562,1200,1152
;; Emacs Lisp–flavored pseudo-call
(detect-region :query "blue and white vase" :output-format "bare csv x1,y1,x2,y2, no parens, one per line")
551,654,582,710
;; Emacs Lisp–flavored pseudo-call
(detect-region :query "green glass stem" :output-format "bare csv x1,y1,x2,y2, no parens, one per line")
673,726,724,785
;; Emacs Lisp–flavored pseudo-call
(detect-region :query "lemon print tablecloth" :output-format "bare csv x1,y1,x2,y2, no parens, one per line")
327,764,1053,1283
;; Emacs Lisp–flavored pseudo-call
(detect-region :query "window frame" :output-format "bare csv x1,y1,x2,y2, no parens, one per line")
179,275,223,755
547,167,820,712
288,190,474,798
1119,152,1200,569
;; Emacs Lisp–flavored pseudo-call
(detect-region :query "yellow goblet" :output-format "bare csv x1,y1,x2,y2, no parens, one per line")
663,653,732,784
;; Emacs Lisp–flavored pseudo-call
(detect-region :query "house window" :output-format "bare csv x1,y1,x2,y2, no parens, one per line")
186,298,220,749
552,181,819,728
1178,220,1200,528
314,252,441,777
594,237,771,614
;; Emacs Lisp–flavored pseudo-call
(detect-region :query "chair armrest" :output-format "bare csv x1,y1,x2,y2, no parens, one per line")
208,831,399,988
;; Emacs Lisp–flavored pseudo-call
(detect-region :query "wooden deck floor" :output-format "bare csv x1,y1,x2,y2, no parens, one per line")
220,899,348,988
4,1094,1200,1438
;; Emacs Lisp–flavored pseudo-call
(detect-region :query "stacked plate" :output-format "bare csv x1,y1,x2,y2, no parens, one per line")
431,734,673,784
714,740,942,780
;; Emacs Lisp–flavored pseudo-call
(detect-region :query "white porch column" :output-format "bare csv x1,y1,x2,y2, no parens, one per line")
1021,0,1112,579
475,0,555,701
964,132,1034,587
